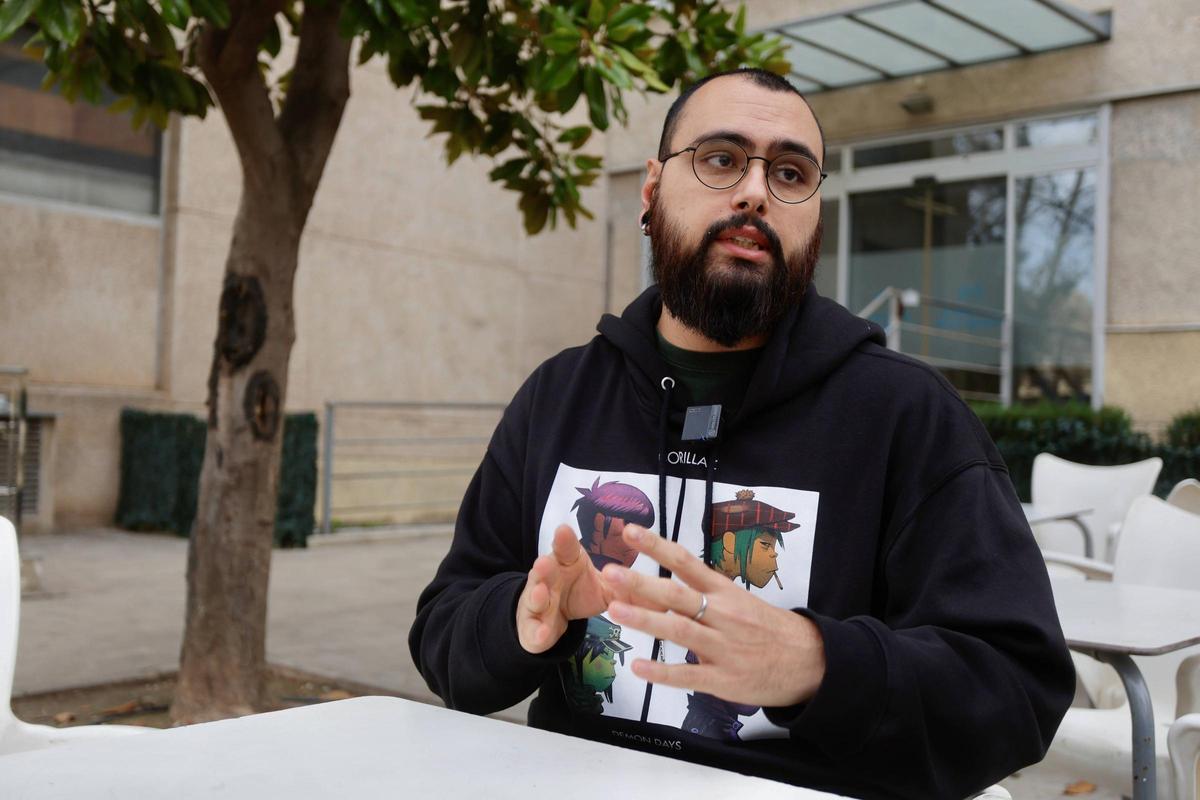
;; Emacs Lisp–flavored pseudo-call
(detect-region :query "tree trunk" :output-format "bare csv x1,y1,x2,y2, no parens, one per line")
170,1,350,724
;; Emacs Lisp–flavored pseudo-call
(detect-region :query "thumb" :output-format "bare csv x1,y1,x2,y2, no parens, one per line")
551,523,584,567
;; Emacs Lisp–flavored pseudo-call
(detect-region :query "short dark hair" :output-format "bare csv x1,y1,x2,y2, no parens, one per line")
656,68,826,167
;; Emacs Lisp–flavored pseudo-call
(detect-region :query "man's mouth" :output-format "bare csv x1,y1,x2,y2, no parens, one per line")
725,235,763,251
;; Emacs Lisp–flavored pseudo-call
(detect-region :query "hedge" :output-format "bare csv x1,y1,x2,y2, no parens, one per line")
970,402,1200,502
116,409,317,547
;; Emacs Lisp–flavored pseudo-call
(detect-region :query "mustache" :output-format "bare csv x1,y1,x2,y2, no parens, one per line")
700,213,784,261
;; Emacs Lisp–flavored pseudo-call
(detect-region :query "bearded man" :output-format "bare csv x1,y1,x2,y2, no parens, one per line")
410,68,1073,800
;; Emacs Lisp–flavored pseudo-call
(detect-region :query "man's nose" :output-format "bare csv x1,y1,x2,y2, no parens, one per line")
730,159,770,216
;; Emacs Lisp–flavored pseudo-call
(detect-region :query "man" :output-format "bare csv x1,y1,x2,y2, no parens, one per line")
410,68,1073,799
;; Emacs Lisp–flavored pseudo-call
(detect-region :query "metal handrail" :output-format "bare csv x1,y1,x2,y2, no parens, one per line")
857,287,1008,404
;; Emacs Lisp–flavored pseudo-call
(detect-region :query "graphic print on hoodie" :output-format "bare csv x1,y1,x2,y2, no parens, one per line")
540,464,819,740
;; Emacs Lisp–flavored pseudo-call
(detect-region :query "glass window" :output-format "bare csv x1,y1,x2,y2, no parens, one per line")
812,198,839,301
0,34,160,215
823,149,842,173
853,129,1002,169
1016,113,1099,149
1013,168,1096,404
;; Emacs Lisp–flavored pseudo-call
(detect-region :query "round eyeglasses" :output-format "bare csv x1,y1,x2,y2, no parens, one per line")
660,138,827,205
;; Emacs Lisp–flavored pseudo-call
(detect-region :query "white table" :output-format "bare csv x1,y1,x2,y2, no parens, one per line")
1051,579,1200,800
0,696,849,799
1022,503,1095,558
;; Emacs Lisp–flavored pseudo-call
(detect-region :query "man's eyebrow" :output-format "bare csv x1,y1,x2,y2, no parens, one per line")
689,129,822,168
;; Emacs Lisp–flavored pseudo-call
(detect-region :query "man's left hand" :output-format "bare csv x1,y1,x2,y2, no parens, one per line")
599,524,826,708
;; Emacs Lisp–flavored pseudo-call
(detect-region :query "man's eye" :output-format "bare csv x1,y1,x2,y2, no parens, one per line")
773,165,805,185
704,152,737,169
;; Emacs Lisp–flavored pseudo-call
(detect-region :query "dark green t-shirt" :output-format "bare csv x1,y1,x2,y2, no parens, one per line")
654,329,763,419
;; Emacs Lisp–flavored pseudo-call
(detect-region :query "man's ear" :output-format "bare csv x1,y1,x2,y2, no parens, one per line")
640,157,661,223
721,530,737,557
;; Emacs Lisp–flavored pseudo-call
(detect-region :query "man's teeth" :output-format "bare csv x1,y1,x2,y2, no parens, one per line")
728,236,761,250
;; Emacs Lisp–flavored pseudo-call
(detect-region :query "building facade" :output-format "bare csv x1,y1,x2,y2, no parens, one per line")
1,0,1197,531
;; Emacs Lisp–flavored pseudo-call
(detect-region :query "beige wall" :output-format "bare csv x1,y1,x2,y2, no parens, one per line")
167,59,606,412
1106,91,1200,429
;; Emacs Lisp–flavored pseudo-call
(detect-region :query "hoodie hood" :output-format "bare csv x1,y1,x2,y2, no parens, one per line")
596,285,885,425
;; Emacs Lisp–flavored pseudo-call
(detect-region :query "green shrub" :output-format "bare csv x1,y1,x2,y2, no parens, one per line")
1166,408,1200,449
969,402,1199,501
117,409,317,547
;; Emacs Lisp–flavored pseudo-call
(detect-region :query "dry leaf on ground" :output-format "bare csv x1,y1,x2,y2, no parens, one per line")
1064,780,1097,795
319,690,353,701
53,711,74,724
99,700,139,717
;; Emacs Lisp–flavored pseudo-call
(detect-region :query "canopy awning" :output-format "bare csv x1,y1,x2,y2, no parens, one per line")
768,0,1111,94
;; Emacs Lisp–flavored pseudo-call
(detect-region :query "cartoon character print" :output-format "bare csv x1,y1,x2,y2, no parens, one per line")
563,615,634,714
680,489,801,741
572,477,656,571
561,478,656,714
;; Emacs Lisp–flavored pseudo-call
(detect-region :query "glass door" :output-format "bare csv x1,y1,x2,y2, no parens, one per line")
849,176,1007,401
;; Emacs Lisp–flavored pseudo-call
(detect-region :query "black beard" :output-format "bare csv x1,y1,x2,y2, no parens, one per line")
648,202,822,348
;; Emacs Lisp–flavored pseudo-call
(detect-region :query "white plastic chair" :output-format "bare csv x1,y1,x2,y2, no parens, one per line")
1041,497,1200,799
1031,453,1163,560
1167,479,1200,517
1,516,147,755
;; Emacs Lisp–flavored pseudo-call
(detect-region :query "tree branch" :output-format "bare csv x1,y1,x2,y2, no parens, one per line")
196,0,289,190
277,0,352,211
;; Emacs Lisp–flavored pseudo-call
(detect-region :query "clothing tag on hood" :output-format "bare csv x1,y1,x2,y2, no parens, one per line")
681,405,721,442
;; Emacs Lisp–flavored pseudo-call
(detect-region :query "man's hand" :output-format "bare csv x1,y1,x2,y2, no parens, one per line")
599,524,826,707
517,524,614,654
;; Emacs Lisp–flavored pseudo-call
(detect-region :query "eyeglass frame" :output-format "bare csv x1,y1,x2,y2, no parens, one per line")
658,137,828,205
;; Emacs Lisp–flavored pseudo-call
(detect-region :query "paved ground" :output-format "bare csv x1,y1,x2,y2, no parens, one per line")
14,527,1121,798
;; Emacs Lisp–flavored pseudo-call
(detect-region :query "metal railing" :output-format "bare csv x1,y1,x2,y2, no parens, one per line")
0,366,28,530
319,400,505,534
858,287,1009,404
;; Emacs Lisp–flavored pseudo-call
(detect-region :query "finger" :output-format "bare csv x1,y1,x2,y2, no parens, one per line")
606,601,719,653
551,524,584,568
600,564,694,615
629,658,716,694
621,525,723,592
524,579,550,615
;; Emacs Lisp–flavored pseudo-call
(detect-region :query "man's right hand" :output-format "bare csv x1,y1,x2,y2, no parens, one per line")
517,524,612,654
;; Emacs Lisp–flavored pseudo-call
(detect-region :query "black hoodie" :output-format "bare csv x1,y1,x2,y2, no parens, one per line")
409,286,1074,800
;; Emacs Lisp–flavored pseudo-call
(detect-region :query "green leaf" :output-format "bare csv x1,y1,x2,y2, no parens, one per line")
34,0,83,45
542,29,579,55
587,0,605,29
0,0,38,41
583,67,607,130
557,125,591,149
489,157,529,182
542,52,577,92
160,0,193,29
263,16,282,57
191,0,231,28
574,154,602,171
519,191,550,235
605,3,652,30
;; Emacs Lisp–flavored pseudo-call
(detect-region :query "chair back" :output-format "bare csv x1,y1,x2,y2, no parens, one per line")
1,517,19,726
1031,453,1162,559
1112,495,1200,590
1106,497,1200,718
1167,478,1200,516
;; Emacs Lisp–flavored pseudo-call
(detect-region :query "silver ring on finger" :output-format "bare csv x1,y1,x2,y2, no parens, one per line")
691,592,709,622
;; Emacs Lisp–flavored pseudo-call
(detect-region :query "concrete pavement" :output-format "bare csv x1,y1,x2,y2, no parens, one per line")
13,527,1117,798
